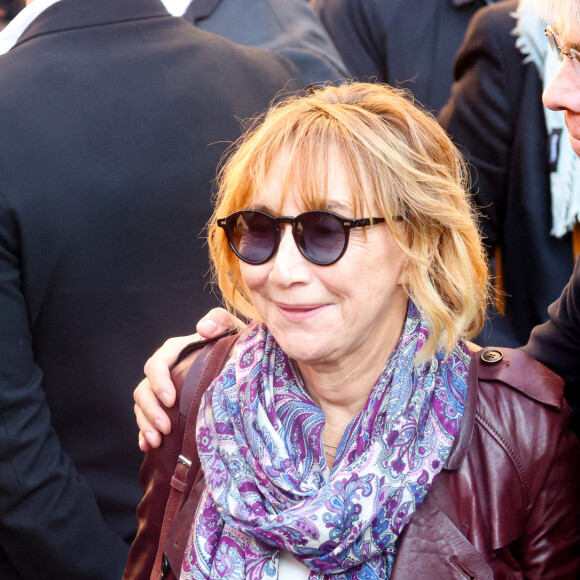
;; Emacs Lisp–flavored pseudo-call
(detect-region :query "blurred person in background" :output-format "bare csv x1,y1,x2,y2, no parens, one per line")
310,0,503,113
177,0,349,85
0,0,303,577
439,0,577,354
522,0,580,437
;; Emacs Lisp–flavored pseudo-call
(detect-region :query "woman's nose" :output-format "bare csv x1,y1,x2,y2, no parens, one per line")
269,225,311,285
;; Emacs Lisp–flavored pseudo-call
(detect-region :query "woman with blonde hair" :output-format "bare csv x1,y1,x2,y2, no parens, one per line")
129,82,579,578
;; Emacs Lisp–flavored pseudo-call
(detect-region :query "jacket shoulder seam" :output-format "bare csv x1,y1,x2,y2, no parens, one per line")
477,348,564,409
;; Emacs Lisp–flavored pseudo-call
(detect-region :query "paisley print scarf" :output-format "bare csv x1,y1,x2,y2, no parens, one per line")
181,302,470,579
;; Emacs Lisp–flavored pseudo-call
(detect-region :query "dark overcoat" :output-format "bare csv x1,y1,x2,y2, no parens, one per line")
0,0,302,576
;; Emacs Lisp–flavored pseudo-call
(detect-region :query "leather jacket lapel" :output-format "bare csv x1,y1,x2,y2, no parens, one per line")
392,495,494,579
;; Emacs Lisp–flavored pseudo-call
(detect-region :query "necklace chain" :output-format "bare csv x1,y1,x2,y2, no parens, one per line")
323,440,339,459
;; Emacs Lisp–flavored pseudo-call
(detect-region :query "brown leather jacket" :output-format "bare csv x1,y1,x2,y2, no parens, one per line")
391,347,580,578
126,343,580,579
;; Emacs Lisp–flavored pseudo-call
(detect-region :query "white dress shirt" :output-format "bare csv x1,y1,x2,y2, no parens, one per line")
0,0,61,54
160,0,191,17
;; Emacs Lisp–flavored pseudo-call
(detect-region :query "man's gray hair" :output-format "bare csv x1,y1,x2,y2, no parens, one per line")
529,0,580,36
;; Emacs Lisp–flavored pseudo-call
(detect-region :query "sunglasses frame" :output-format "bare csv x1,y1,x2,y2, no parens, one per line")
217,209,388,266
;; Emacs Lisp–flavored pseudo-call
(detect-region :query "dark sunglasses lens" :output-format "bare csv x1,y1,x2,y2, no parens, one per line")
229,211,277,264
297,211,346,265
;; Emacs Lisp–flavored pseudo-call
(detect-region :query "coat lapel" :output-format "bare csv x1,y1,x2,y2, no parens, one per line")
391,349,493,578
392,496,494,579
15,0,169,49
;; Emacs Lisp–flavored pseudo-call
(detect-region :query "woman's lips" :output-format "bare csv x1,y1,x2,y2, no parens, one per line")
275,303,328,322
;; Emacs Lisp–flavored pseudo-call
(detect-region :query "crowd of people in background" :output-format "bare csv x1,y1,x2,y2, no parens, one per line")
0,0,579,578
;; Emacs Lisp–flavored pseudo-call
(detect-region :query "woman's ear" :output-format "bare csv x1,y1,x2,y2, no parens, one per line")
397,261,409,286
427,248,436,266
397,232,438,286
426,232,441,266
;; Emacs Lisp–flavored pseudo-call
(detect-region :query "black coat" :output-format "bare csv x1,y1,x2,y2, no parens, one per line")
311,0,493,113
0,0,303,577
523,255,580,434
439,0,575,347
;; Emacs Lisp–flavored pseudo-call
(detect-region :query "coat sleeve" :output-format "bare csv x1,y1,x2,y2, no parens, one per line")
522,257,580,426
438,1,521,250
0,191,128,579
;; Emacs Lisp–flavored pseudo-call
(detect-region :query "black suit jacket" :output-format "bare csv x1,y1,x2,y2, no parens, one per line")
439,0,575,347
311,0,494,113
0,0,302,577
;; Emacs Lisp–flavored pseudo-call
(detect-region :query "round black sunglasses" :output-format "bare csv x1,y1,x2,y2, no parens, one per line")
217,209,387,266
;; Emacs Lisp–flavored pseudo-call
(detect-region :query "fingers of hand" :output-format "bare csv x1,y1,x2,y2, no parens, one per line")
138,431,150,453
134,402,163,449
134,378,172,433
142,337,194,407
196,307,246,338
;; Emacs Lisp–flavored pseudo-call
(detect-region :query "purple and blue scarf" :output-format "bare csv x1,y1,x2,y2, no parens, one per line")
181,302,470,579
